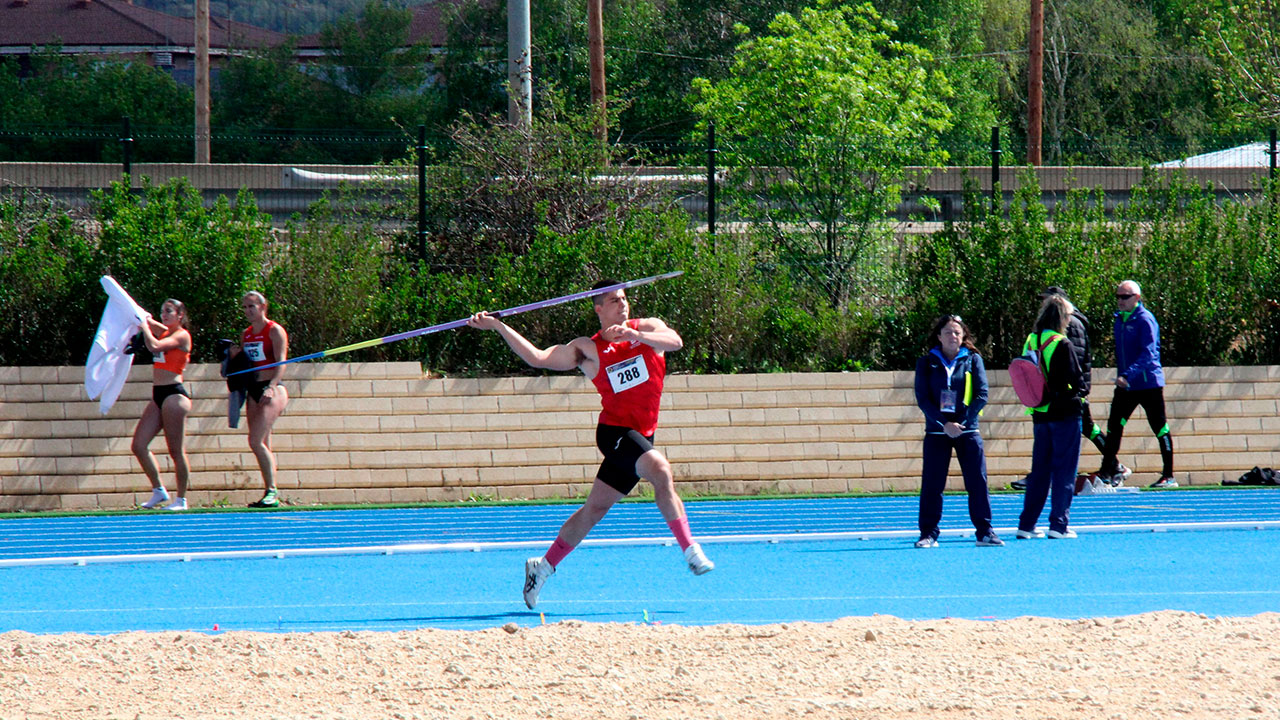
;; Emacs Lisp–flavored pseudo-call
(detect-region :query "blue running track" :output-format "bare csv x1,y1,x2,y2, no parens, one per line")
1,489,1278,633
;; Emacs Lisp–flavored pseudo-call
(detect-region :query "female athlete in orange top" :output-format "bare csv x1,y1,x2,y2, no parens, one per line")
131,298,193,511
231,291,290,508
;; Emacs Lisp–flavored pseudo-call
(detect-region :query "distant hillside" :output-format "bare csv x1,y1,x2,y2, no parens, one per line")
132,0,436,35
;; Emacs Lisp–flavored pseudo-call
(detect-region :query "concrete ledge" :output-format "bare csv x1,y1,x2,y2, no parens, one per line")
2,363,1277,510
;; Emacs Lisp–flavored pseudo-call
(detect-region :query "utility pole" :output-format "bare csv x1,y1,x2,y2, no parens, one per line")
194,0,211,163
587,0,606,147
507,0,532,128
1027,0,1043,166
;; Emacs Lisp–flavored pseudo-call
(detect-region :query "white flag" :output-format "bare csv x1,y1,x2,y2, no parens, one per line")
84,276,149,414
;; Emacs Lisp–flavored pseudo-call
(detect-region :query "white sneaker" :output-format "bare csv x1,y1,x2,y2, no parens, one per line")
1047,528,1078,539
1015,528,1045,539
684,543,715,575
165,497,188,511
523,557,554,609
140,487,169,509
1078,477,1118,496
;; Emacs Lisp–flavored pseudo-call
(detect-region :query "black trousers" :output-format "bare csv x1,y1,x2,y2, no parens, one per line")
1100,386,1173,477
918,432,993,539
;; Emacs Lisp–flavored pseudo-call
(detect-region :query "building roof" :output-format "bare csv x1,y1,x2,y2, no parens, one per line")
1155,142,1276,169
0,0,287,52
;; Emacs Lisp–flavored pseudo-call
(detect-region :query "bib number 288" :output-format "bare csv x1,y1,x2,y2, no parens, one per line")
606,356,649,394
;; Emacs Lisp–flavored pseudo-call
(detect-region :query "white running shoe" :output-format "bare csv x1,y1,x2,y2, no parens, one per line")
1015,528,1045,539
523,557,554,609
165,497,188,511
684,543,715,575
1047,528,1078,539
140,487,169,509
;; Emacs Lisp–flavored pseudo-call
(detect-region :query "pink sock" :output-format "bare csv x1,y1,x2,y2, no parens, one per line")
667,516,694,551
544,536,575,568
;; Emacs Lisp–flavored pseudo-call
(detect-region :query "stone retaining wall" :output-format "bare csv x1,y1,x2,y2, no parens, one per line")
1,363,1276,511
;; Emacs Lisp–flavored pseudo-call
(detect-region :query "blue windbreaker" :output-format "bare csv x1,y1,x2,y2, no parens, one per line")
1114,303,1165,390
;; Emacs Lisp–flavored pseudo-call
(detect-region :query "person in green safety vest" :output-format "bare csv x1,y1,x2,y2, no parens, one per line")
1011,286,1130,490
1017,295,1087,540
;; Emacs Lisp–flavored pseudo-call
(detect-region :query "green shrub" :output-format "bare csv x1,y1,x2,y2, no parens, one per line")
901,171,1280,369
264,197,388,359
0,189,98,365
1125,173,1275,365
91,178,271,359
4,164,1280,374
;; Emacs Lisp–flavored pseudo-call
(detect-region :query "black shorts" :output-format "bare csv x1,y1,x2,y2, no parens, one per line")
152,383,190,407
247,380,282,403
595,424,655,495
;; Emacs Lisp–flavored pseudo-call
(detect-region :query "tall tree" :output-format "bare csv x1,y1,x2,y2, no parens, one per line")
437,0,813,151
317,0,442,130
213,0,444,162
691,1,952,309
985,0,1223,163
1195,0,1280,125
0,50,190,161
871,0,1000,161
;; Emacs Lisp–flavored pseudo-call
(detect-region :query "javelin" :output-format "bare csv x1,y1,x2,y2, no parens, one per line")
228,270,684,376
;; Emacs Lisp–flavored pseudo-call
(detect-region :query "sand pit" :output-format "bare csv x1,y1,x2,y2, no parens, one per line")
2,611,1277,719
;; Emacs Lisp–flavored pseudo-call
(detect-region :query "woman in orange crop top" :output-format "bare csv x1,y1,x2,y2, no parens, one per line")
131,298,193,511
232,291,289,508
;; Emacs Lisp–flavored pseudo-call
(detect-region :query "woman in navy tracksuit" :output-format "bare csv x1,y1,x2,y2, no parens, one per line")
912,315,1001,548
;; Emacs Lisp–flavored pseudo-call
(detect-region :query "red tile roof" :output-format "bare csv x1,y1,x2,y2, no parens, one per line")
0,0,287,50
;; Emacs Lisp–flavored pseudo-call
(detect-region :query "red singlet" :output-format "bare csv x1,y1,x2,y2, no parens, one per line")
589,319,666,436
152,328,190,375
242,320,280,371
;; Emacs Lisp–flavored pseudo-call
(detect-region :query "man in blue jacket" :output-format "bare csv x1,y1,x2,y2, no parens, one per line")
1095,280,1177,488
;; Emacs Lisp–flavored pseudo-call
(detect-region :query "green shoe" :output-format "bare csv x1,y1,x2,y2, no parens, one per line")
248,489,279,508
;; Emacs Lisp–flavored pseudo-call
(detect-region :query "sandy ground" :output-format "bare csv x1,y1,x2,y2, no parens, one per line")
2,611,1277,720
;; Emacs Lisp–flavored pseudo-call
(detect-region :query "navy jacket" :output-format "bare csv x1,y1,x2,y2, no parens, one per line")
1114,303,1165,390
914,347,988,435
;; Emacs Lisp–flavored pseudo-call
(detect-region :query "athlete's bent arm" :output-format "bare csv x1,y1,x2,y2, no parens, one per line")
140,323,189,355
468,312,586,371
603,317,683,353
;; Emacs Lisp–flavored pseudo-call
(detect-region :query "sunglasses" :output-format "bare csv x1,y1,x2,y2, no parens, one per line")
1115,293,1136,300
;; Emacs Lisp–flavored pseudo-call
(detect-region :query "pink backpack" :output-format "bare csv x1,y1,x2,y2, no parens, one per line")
1009,332,1064,407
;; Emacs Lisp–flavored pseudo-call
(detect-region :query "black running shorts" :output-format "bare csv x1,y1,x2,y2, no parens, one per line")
595,423,655,495
152,383,191,408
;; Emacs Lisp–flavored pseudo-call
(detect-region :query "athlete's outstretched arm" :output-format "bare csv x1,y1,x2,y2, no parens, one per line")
602,317,683,353
467,312,585,371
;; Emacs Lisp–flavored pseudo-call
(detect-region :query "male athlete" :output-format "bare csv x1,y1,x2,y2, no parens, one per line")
467,280,714,609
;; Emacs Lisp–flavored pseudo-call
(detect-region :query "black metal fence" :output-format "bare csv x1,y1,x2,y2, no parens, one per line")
1,121,1276,232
